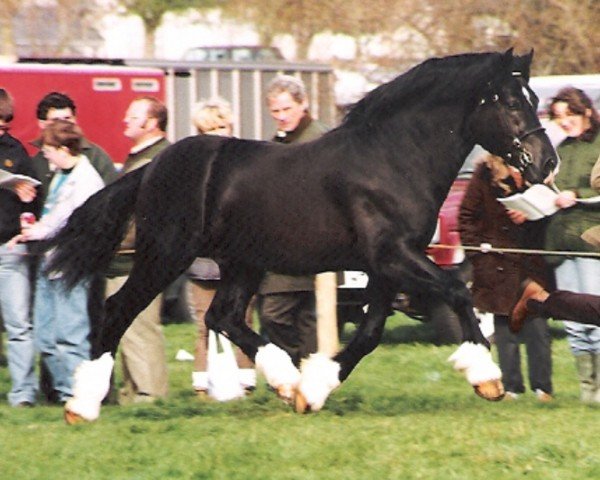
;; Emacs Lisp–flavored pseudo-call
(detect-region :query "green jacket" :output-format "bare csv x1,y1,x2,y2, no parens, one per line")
545,132,600,257
259,115,329,294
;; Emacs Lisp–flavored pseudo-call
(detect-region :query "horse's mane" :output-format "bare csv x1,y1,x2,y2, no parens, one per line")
342,52,504,128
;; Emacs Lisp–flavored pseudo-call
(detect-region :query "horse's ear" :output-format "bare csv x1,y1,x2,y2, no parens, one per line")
512,49,534,82
498,48,515,75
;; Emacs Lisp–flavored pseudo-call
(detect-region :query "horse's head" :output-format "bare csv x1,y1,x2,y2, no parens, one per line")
467,49,559,185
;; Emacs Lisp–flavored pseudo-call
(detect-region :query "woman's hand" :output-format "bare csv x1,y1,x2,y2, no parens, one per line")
13,181,37,203
7,233,26,249
506,208,527,225
555,190,577,209
7,222,37,249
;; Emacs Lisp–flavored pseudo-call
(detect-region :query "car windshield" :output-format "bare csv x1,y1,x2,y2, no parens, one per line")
459,145,485,177
183,46,283,62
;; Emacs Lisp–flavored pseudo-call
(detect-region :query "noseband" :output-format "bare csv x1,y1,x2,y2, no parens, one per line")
505,126,546,174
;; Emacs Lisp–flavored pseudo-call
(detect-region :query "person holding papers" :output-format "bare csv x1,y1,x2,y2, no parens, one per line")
543,87,600,403
459,153,554,401
0,88,41,406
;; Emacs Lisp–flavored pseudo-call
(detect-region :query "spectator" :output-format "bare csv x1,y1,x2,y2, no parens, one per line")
256,75,329,366
29,92,117,403
459,153,554,401
188,97,256,396
31,92,117,196
105,96,170,405
9,119,104,403
0,88,41,407
544,87,600,403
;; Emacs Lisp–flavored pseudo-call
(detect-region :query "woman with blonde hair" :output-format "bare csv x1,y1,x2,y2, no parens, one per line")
187,97,255,397
192,97,233,136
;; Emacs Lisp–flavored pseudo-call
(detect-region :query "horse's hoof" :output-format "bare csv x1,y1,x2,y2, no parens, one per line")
294,389,311,414
474,380,505,401
64,408,87,425
275,385,295,405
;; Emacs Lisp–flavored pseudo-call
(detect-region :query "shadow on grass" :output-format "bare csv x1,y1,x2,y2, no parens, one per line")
340,316,568,346
105,385,503,423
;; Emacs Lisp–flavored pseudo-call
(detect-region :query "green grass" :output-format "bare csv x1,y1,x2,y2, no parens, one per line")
0,314,598,480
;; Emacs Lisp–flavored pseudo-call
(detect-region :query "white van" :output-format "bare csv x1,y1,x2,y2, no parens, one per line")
530,74,600,114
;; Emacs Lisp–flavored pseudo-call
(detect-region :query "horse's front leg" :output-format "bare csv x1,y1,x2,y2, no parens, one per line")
294,277,395,412
206,269,301,403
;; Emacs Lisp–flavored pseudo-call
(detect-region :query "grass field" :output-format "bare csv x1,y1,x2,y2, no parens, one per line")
0,314,598,480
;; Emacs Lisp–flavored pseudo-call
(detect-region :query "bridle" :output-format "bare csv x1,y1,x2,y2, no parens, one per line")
506,125,546,174
477,85,546,175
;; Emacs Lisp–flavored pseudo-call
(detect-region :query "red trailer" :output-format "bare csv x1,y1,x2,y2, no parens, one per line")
0,62,165,165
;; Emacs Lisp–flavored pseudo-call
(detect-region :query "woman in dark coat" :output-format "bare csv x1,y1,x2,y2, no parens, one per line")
459,154,553,401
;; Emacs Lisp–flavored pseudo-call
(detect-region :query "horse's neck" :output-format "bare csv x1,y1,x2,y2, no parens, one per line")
391,106,474,184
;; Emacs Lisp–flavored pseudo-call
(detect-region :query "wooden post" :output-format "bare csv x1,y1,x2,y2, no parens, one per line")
315,271,339,355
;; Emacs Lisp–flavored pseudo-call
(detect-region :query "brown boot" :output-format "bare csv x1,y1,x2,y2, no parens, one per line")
510,280,548,333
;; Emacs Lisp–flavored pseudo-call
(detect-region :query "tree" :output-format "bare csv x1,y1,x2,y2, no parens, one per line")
221,0,599,74
119,0,219,58
5,0,107,57
0,0,21,57
222,0,345,59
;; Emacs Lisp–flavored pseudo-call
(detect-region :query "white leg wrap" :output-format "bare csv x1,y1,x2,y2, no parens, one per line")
448,342,502,385
238,368,257,389
298,353,341,411
65,353,114,421
192,371,209,391
255,344,300,399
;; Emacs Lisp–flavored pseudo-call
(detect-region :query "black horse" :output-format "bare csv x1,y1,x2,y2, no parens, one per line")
49,49,558,423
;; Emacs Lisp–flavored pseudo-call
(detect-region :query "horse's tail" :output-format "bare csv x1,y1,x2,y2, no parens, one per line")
46,165,147,287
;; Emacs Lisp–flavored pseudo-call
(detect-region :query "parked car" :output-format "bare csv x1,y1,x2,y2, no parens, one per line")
182,45,284,62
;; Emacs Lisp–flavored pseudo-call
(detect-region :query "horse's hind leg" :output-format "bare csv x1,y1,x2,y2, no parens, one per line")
205,268,301,402
295,277,395,412
65,241,196,424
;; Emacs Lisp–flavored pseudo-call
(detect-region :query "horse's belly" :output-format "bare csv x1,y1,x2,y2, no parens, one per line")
212,212,358,273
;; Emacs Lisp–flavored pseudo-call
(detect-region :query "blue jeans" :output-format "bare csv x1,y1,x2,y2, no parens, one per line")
0,243,37,405
34,264,91,402
555,258,600,355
